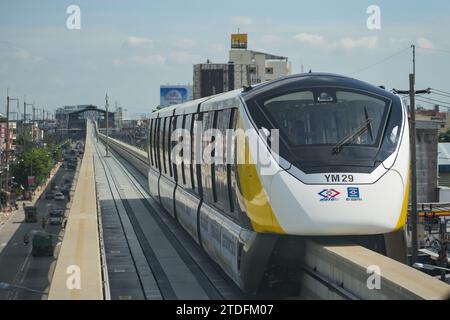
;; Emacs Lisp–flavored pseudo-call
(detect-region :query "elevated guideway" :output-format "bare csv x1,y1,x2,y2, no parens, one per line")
48,123,103,300
98,132,450,300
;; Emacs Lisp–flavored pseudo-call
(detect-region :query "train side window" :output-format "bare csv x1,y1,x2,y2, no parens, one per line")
149,119,154,167
193,112,203,198
155,117,161,171
214,109,232,213
172,115,179,181
227,108,237,213
184,114,194,190
177,115,186,185
229,108,244,222
211,111,218,203
161,117,167,174
201,111,216,204
167,116,173,178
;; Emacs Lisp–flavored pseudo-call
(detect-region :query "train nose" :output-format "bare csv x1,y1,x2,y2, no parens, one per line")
268,169,406,236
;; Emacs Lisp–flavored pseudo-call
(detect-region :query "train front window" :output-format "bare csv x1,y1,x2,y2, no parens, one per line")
262,89,389,148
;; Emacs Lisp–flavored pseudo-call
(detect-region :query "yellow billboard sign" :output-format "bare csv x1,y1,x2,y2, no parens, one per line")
231,33,248,49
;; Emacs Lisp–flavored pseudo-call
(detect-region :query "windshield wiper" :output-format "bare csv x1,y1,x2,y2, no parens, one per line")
332,107,373,155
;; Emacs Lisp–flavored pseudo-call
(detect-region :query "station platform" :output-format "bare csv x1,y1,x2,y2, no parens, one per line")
48,125,103,300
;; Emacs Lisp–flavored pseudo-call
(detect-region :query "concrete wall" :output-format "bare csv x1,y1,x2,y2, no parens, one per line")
415,120,439,202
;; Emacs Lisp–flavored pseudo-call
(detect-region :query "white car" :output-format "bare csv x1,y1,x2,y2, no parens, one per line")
49,209,64,225
54,192,65,201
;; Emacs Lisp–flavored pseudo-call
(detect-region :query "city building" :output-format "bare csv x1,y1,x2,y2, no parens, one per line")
193,33,291,99
416,106,447,133
160,85,193,108
0,120,17,159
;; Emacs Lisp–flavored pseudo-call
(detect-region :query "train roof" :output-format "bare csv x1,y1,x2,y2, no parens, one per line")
242,72,398,101
150,89,243,118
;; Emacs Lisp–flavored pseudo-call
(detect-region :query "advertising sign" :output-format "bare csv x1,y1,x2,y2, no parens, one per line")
231,33,248,49
160,85,192,107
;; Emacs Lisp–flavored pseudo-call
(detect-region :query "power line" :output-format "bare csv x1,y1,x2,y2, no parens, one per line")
431,91,450,99
430,88,450,96
417,46,450,55
416,98,450,109
351,46,410,75
419,95,450,106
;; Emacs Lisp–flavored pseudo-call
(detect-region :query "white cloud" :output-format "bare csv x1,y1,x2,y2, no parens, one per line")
124,36,154,47
261,35,281,45
230,16,252,25
169,51,199,64
173,39,196,49
416,37,434,49
293,33,378,50
113,55,166,67
131,55,165,66
292,33,325,46
209,43,226,53
334,36,378,50
0,41,41,62
14,48,32,60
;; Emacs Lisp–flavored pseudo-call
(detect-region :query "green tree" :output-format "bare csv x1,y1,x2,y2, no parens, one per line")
11,148,53,189
15,131,33,146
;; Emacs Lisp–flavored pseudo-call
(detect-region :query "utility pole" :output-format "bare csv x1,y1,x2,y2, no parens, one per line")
23,100,34,152
105,93,110,157
409,72,418,265
32,105,36,142
393,45,431,265
6,91,19,203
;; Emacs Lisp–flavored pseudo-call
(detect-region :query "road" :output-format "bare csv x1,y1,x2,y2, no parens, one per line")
0,150,79,300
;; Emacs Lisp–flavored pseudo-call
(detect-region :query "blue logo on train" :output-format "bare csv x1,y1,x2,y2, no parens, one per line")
347,187,362,201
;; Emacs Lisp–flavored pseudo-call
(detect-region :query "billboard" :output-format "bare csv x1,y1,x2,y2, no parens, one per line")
160,85,192,108
231,33,248,49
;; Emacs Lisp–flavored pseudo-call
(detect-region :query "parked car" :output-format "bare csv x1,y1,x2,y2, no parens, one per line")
49,209,64,225
45,192,54,200
54,192,65,201
62,185,70,195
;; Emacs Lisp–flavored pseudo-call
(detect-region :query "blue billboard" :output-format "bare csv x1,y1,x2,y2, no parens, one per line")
160,85,192,107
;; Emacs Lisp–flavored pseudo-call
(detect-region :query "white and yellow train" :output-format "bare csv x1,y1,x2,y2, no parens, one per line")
146,73,409,293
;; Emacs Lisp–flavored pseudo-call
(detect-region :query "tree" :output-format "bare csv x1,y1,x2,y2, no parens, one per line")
15,131,33,146
11,148,53,189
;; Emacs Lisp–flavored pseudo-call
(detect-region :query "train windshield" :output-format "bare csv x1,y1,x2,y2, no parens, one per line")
250,86,403,173
263,89,389,147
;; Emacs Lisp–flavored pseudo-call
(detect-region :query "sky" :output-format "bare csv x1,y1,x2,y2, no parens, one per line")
0,0,449,117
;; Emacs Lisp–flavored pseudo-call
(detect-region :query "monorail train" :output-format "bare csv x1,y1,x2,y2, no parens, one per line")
147,73,409,293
